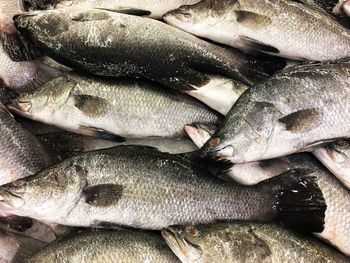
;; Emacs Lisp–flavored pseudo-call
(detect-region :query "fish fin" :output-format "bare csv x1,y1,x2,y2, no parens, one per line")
238,36,280,54
78,125,125,142
83,184,124,207
0,216,33,232
235,10,271,29
73,94,110,118
94,7,151,16
71,10,112,21
304,138,347,151
278,108,323,133
260,169,326,233
0,31,37,61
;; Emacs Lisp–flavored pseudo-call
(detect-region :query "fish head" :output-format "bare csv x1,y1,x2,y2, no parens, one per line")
23,0,62,9
8,75,77,122
164,0,237,41
201,101,281,163
0,162,87,221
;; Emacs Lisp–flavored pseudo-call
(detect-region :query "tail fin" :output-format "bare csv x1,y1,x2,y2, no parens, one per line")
259,169,326,233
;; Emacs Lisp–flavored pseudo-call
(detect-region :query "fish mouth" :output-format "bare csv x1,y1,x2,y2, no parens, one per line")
162,227,202,263
0,187,25,209
6,99,32,115
163,8,192,24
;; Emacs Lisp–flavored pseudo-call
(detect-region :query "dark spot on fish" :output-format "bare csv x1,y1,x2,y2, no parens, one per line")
83,184,124,207
278,108,322,133
209,138,220,146
0,216,33,232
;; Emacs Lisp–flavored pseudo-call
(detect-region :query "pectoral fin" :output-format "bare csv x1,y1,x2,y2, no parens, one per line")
278,108,323,133
94,7,151,16
74,94,110,118
83,184,124,207
235,10,271,29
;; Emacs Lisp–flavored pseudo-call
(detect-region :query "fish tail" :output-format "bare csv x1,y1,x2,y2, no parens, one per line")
260,169,326,233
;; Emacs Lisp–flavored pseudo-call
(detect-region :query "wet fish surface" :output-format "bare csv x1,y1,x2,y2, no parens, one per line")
164,0,350,61
14,8,285,88
9,72,222,139
0,103,51,185
199,62,350,164
26,229,180,263
162,222,350,263
0,145,325,231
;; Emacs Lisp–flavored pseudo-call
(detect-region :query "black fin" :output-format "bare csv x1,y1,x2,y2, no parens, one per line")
78,125,125,142
279,108,323,133
0,216,33,232
259,169,326,233
74,94,110,118
239,36,280,54
83,184,124,207
71,10,112,21
95,7,151,16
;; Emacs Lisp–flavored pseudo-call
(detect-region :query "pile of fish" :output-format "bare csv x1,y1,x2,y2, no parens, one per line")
1,0,350,262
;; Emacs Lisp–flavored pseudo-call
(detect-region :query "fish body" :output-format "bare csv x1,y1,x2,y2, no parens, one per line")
200,62,350,163
162,222,350,263
15,8,285,88
164,0,350,61
26,229,180,263
0,103,51,185
9,72,221,139
0,146,325,231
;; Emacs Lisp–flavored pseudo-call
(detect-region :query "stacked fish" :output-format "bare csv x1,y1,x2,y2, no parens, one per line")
0,0,350,262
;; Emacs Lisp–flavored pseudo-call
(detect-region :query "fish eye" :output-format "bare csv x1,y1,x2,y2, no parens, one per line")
209,137,220,146
336,140,346,146
186,226,199,237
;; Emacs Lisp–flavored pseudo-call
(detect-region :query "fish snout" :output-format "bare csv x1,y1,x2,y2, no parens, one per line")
7,99,32,114
164,8,193,24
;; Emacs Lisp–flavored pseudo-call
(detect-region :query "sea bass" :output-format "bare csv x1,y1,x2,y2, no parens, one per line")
0,103,51,185
162,222,350,263
26,229,180,263
9,72,221,139
199,62,350,164
164,0,350,61
14,8,285,88
0,146,325,231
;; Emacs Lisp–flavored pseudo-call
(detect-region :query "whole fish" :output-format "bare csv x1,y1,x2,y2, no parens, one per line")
199,62,350,164
9,72,221,139
0,146,325,231
314,140,350,190
0,103,51,185
25,0,201,19
14,8,285,88
162,222,350,263
0,229,47,263
164,0,350,61
38,132,198,160
26,229,180,263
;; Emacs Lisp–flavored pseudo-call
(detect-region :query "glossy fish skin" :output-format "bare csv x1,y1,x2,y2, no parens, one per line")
314,140,350,190
0,229,47,263
0,146,325,231
14,8,285,88
0,103,51,185
162,222,350,263
9,72,221,139
26,229,180,263
200,63,350,164
164,0,350,62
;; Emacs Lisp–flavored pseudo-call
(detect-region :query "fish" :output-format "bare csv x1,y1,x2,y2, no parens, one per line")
38,132,198,160
199,62,350,164
0,41,62,92
25,0,201,19
343,0,350,16
15,116,63,135
164,0,350,62
162,222,350,263
0,145,326,232
0,103,51,185
8,72,222,139
314,140,350,190
0,228,47,263
14,8,286,89
26,229,180,263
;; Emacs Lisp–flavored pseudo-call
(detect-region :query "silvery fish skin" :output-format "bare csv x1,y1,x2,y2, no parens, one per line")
0,103,51,185
314,140,350,190
27,0,201,19
0,146,326,231
26,230,180,263
14,8,285,88
0,229,47,263
38,132,198,160
164,0,350,61
200,63,350,164
9,72,221,139
162,222,350,263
